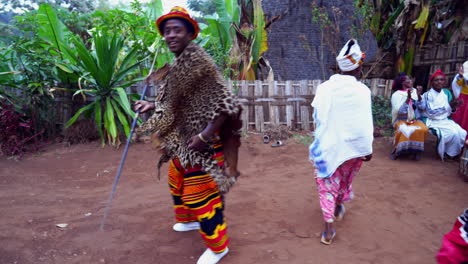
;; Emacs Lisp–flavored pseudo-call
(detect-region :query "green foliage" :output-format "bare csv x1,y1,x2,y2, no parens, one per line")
293,133,314,146
202,38,231,76
90,0,171,71
310,2,342,79
62,31,144,146
0,8,62,139
37,4,74,62
0,0,272,146
188,0,217,16
0,0,96,14
200,0,239,74
0,1,171,146
350,0,374,41
371,95,392,136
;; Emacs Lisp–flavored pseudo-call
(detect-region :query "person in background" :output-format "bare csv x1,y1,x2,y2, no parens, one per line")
451,61,468,140
436,209,468,263
419,69,466,160
309,39,373,245
390,72,428,160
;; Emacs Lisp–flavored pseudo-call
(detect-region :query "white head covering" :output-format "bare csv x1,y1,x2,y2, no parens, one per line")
336,39,365,72
463,60,468,78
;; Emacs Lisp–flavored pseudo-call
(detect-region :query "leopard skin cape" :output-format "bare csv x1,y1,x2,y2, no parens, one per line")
137,43,242,193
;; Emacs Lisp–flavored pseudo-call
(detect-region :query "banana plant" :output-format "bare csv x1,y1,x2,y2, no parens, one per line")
366,0,465,75
62,32,144,146
230,0,269,80
202,0,270,80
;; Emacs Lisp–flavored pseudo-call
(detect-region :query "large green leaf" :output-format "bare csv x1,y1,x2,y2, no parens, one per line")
110,98,130,137
118,76,146,90
96,35,123,88
55,62,73,73
113,95,135,117
251,0,268,66
94,101,104,145
376,2,405,42
205,17,230,53
114,45,140,83
64,37,99,80
404,47,415,75
113,87,133,116
208,0,239,53
105,97,118,140
36,3,73,62
66,102,95,128
415,4,429,29
225,0,240,25
147,0,164,21
113,62,142,87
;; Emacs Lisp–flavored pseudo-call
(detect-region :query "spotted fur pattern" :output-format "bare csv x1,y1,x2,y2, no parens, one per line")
137,43,241,193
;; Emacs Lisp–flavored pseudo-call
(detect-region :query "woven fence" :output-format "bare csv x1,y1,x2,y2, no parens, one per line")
133,78,393,133
414,40,467,80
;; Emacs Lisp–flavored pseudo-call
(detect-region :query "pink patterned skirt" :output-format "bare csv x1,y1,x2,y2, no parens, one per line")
315,158,363,223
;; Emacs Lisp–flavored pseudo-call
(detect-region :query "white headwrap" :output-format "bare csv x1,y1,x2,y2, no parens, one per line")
336,39,365,72
463,60,468,77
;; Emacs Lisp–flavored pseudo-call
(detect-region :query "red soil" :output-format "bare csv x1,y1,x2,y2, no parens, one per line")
0,134,466,264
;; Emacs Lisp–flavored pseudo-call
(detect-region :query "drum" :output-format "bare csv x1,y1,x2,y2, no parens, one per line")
459,140,468,182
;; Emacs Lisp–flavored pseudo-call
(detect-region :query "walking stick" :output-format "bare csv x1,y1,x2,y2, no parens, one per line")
100,84,150,231
99,46,162,231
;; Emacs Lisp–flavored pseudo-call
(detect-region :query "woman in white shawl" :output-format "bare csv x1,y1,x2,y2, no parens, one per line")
390,73,428,160
420,70,466,160
309,39,373,245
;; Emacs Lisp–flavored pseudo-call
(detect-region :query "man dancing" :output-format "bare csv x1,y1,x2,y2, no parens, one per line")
135,7,242,264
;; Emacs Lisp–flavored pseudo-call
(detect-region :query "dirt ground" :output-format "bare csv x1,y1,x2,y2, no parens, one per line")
0,134,466,264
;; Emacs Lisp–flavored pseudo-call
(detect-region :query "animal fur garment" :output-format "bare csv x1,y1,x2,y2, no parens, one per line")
137,43,242,193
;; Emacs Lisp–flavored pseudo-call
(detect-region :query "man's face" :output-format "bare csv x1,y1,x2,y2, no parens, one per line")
163,19,193,56
432,75,447,91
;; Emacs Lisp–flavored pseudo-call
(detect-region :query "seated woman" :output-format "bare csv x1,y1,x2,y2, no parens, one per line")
390,73,428,160
420,70,467,160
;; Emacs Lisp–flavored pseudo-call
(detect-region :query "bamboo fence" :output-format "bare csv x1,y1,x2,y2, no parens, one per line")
135,78,394,133
414,40,467,79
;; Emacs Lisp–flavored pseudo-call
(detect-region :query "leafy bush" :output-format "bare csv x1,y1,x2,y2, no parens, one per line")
62,32,144,146
293,133,314,146
0,100,45,157
372,95,392,137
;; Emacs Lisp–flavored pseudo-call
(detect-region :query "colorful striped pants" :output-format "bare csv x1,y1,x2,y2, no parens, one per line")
315,158,363,223
168,143,229,253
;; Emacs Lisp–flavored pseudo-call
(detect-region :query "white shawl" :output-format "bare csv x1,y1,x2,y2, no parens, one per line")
425,88,451,120
309,74,374,178
390,89,419,123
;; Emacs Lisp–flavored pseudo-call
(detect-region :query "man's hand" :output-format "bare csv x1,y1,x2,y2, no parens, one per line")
406,89,412,103
187,134,208,151
361,154,372,162
458,65,464,79
134,100,155,113
450,99,463,109
416,85,423,101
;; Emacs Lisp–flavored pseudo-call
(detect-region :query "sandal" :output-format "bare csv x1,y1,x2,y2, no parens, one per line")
271,141,284,147
335,204,346,221
320,229,336,245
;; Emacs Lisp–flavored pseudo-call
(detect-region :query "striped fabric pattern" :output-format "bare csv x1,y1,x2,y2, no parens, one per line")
168,141,229,253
